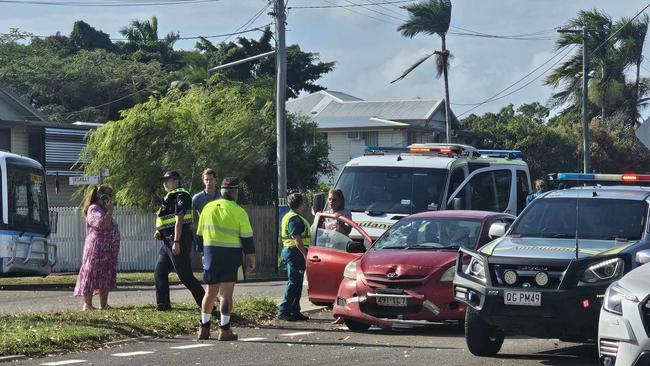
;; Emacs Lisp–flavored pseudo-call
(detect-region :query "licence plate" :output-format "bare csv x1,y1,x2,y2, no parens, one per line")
504,291,541,306
376,296,407,307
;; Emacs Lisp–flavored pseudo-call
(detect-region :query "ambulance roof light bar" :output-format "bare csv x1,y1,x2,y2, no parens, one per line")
477,150,525,159
363,146,409,155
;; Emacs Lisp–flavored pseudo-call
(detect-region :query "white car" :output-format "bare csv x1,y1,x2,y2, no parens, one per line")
598,250,650,366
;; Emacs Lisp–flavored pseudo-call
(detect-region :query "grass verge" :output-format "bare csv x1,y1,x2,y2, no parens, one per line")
0,298,277,357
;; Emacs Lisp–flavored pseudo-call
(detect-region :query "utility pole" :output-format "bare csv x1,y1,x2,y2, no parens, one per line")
557,26,610,173
557,27,590,173
581,26,590,174
274,0,288,209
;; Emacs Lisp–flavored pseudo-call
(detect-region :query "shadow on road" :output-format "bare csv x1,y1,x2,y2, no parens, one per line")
497,343,598,366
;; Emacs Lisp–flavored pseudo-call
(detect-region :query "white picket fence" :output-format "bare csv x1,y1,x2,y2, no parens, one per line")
51,207,161,272
50,205,278,273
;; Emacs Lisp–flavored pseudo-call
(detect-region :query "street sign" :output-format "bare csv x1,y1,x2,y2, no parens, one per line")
636,117,650,149
69,176,100,186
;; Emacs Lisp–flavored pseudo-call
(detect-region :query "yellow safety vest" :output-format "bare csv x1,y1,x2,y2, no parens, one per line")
281,211,311,247
155,188,194,231
197,198,253,248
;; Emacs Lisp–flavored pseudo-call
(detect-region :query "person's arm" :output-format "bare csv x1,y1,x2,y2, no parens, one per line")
240,211,256,272
87,204,113,230
288,217,307,258
172,193,191,256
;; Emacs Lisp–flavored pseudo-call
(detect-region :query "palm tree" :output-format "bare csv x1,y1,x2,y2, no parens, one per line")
119,16,179,47
617,14,649,110
392,0,453,142
546,10,650,125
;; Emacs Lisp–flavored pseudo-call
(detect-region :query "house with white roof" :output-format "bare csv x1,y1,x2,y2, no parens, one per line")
287,90,460,183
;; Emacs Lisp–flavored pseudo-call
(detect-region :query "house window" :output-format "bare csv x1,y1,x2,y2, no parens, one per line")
408,131,424,145
363,132,379,146
0,129,10,152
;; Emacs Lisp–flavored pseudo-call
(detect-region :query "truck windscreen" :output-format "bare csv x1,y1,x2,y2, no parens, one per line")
335,166,447,215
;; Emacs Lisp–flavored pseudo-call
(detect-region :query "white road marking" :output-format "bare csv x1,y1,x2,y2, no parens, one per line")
40,360,87,366
170,344,214,350
280,331,314,337
111,351,154,357
240,337,268,342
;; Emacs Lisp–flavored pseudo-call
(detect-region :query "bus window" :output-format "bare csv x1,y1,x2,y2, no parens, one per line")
6,160,48,233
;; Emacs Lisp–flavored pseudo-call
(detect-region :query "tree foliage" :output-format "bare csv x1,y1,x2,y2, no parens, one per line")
194,27,336,99
83,76,332,209
546,10,649,124
463,103,650,179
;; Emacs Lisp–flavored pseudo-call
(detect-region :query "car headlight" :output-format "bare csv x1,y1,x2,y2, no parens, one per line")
343,261,358,280
440,265,456,282
581,258,624,283
603,282,623,315
465,257,486,281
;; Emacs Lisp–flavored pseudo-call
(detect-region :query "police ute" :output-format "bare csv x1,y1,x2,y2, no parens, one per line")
0,152,56,277
312,143,531,238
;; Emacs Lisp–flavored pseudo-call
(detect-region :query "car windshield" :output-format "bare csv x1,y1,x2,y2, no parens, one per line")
6,160,49,233
373,217,482,250
335,166,448,215
511,198,647,240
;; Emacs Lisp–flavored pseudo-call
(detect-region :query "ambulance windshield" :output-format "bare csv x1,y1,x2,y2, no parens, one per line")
335,166,448,215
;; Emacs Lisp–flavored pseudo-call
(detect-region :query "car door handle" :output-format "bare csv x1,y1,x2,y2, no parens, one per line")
309,256,321,263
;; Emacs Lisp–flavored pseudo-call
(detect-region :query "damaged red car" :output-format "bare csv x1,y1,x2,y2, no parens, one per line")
326,211,514,331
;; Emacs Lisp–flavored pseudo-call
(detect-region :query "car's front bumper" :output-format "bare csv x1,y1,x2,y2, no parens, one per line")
598,297,650,366
454,271,606,341
333,277,465,329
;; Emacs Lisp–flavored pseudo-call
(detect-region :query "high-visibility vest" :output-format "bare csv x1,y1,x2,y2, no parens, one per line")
281,211,311,247
155,188,194,231
197,198,253,248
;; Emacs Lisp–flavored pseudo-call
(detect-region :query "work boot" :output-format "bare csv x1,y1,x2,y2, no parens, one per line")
217,327,238,341
197,321,211,340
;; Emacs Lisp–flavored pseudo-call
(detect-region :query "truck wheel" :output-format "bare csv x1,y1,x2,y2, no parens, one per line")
344,318,371,331
465,307,504,356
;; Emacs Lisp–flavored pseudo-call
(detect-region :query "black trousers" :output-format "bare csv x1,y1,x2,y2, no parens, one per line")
155,238,205,309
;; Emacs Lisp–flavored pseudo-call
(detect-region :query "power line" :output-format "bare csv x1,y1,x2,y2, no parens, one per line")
320,0,401,26
0,0,218,5
1,25,269,41
340,0,406,22
223,2,271,43
289,0,412,9
455,45,577,116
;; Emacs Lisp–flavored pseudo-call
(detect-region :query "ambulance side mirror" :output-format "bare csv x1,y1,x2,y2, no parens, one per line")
312,193,326,215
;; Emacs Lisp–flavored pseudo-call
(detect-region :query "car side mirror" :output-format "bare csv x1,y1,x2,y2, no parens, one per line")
452,197,465,210
488,223,507,239
312,193,326,215
346,241,366,254
636,249,650,265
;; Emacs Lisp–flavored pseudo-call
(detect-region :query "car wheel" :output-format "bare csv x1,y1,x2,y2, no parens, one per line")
465,307,504,356
344,318,371,331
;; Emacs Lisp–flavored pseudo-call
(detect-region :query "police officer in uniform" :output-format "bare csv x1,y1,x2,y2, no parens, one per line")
154,171,205,311
196,177,256,341
277,193,310,321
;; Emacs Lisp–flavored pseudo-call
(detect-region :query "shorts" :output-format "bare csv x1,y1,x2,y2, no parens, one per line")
203,246,243,284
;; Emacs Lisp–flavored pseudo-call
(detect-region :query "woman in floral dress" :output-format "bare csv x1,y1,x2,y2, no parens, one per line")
73,184,120,311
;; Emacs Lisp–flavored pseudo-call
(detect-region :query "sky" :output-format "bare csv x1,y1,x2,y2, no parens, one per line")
2,0,649,120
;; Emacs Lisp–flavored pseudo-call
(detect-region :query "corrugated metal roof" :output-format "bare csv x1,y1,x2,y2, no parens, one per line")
318,100,438,120
313,116,408,129
287,90,441,123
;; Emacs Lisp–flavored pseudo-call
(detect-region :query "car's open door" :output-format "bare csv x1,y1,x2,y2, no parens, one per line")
306,213,373,305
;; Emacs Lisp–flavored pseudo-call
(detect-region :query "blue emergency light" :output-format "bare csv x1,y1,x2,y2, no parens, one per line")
477,150,524,159
556,173,650,182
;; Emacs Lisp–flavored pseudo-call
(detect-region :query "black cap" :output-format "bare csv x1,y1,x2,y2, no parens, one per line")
221,177,240,189
161,171,181,180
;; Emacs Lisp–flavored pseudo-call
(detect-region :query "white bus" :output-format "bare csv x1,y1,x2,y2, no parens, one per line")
0,152,56,277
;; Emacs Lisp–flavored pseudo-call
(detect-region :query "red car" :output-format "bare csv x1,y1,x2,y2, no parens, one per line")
306,211,514,331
